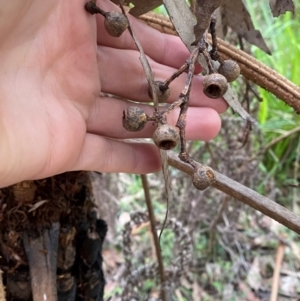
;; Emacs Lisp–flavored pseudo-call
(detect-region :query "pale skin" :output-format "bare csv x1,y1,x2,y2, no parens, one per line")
0,0,227,188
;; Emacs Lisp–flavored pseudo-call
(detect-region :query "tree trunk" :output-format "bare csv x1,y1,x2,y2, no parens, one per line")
0,172,107,301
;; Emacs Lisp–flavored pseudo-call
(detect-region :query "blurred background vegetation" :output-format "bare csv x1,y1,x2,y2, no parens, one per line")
244,1,300,211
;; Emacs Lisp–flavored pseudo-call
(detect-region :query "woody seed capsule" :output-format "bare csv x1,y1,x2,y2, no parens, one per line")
153,124,179,150
192,165,216,190
123,107,147,132
218,60,240,82
104,11,129,37
203,73,228,99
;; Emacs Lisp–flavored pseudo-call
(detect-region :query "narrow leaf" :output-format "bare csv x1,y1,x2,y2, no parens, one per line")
269,0,295,17
193,0,221,45
111,0,163,16
162,0,208,73
221,0,271,54
162,0,254,122
223,86,256,122
129,0,163,16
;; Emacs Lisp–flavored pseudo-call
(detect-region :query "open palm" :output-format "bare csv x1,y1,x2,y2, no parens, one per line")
0,0,227,187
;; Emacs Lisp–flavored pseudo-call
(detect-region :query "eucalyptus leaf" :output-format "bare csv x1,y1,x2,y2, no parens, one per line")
192,0,221,45
111,0,163,16
162,0,208,72
269,0,295,17
221,0,271,54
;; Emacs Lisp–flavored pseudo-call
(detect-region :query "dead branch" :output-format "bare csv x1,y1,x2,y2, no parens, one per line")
270,243,285,301
167,151,300,235
141,174,166,299
119,4,167,299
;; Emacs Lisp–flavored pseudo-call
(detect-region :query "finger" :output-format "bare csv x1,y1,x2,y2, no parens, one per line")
71,133,161,174
95,0,200,72
86,96,222,141
98,46,227,113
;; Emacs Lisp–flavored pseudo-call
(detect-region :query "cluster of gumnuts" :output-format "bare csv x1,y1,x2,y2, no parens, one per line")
203,59,240,98
85,2,240,190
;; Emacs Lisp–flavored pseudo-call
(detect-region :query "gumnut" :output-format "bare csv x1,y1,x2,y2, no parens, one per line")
218,60,240,82
148,81,170,103
104,11,129,37
153,124,179,150
123,107,147,132
192,165,216,191
203,73,228,99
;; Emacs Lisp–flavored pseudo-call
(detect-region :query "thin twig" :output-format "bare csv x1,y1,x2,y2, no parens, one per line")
248,125,300,161
293,136,300,214
209,12,219,61
163,63,189,88
176,44,201,165
141,175,166,301
119,4,159,111
261,125,300,154
120,3,174,277
119,5,167,299
167,151,300,235
270,243,285,301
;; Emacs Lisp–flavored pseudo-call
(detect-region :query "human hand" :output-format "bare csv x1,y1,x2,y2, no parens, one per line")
0,0,227,188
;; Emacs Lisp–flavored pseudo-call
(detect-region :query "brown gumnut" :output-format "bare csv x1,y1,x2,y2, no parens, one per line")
148,81,170,103
152,124,179,150
104,11,129,37
203,73,228,99
218,60,240,82
192,165,216,190
123,107,147,132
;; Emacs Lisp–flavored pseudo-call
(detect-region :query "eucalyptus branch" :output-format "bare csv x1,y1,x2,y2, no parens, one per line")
167,151,300,235
141,175,166,300
162,62,189,88
119,4,160,112
209,12,219,61
176,43,201,165
119,4,167,299
139,13,300,114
